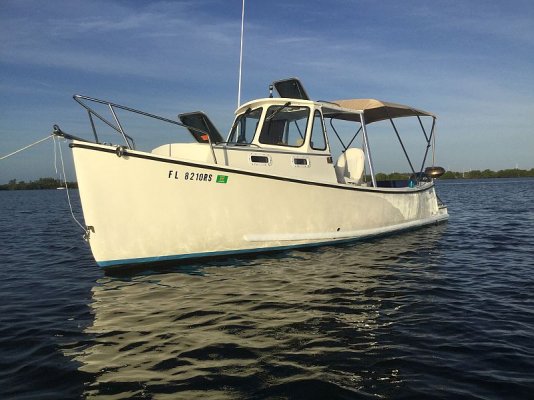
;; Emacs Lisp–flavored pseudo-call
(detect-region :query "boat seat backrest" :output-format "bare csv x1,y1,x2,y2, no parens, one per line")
335,148,365,184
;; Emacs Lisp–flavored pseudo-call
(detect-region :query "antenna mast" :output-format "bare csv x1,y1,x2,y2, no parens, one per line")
237,0,245,107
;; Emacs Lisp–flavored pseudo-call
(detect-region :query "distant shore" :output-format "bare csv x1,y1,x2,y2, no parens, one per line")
1,169,533,190
376,168,534,181
439,168,534,179
0,178,78,190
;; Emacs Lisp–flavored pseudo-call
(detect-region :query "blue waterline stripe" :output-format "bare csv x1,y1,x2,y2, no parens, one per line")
98,218,447,269
98,240,345,268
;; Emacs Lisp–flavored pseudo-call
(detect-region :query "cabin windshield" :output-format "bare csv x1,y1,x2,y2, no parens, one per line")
259,105,309,147
228,107,262,144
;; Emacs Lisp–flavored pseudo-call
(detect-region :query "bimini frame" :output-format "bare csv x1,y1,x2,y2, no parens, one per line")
322,98,437,187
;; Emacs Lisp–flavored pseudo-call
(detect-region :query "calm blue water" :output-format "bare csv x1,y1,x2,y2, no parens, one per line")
1,179,533,399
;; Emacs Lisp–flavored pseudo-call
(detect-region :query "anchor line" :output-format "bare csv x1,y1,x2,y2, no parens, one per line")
55,137,87,235
53,134,58,175
0,135,53,160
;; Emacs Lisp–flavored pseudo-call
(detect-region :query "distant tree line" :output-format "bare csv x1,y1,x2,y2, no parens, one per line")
374,168,534,181
440,168,534,179
0,178,78,190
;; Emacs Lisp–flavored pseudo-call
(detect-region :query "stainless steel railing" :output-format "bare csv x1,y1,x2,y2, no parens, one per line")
72,94,218,164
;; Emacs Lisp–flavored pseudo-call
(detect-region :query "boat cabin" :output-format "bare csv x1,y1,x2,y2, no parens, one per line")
152,78,439,188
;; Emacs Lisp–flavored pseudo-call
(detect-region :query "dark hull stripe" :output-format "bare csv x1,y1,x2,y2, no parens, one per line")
71,142,434,195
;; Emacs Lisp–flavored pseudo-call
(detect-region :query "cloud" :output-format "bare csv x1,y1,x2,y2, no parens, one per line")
0,1,240,81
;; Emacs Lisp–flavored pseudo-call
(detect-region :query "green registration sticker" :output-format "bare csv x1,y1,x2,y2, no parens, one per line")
216,175,228,184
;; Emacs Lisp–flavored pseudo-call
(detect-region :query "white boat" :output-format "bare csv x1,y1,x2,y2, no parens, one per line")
54,78,448,269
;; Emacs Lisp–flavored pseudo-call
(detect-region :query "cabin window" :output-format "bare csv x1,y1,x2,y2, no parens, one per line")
228,107,262,144
259,105,309,147
310,110,327,150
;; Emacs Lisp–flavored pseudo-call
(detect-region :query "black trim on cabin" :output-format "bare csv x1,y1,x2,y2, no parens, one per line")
70,142,435,195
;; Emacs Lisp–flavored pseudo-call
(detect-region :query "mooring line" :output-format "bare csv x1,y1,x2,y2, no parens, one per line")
53,134,59,175
0,135,53,160
56,137,87,233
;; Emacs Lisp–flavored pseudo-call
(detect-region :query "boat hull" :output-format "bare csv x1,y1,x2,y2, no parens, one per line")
71,142,448,268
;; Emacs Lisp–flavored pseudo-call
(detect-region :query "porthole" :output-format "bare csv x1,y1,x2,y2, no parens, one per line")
249,154,272,165
292,157,310,167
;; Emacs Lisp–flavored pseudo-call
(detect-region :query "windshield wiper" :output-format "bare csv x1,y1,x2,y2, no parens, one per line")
227,107,254,143
265,101,291,121
229,107,252,132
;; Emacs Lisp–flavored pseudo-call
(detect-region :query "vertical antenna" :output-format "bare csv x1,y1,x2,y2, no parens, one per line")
237,0,245,107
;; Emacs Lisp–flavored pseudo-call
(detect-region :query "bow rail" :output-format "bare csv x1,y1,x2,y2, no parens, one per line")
68,94,218,163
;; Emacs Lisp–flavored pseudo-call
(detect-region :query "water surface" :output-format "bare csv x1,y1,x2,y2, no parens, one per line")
1,179,533,399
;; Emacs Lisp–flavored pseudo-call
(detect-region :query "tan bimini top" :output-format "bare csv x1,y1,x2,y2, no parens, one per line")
323,98,435,124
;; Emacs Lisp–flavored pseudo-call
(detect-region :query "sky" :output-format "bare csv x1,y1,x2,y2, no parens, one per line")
1,0,533,183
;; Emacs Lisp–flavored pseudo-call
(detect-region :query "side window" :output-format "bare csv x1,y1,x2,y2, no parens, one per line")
228,108,262,144
259,106,309,147
310,110,327,150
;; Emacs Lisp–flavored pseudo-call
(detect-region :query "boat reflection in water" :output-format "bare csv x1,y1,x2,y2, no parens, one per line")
69,225,447,398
